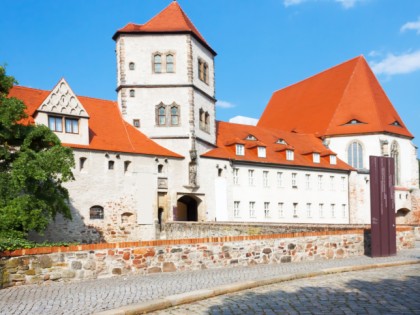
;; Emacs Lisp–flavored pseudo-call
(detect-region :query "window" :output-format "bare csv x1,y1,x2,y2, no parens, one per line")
306,203,311,218
166,54,174,73
318,175,323,190
292,173,297,188
249,201,255,218
170,106,179,126
48,116,63,132
129,89,135,97
248,169,254,186
158,106,166,126
79,157,87,171
330,176,335,191
331,204,335,218
342,204,346,218
218,168,223,177
278,202,284,218
319,203,324,218
391,141,400,185
233,168,239,185
65,118,79,134
133,119,140,128
129,62,135,70
158,164,164,173
236,144,245,156
277,172,283,187
258,146,266,158
108,160,115,170
199,109,205,130
286,150,294,161
198,58,209,84
246,134,257,141
124,161,131,173
341,176,346,191
276,138,286,145
203,63,208,83
234,201,240,218
263,171,269,187
264,202,270,218
121,212,134,224
348,141,363,169
313,153,320,163
293,203,298,217
330,155,337,165
90,206,104,220
305,174,311,190
204,112,210,132
154,54,162,73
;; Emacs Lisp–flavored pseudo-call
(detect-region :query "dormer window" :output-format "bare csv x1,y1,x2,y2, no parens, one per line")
129,62,135,70
345,119,363,125
236,144,245,156
391,120,402,127
313,153,320,163
286,149,294,161
276,138,286,145
48,116,63,132
245,134,257,141
258,146,266,158
330,155,337,165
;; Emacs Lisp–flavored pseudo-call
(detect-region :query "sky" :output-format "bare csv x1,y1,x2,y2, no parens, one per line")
1,0,420,155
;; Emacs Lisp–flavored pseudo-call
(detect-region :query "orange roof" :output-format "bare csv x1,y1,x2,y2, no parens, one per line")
258,56,413,139
202,121,352,171
113,2,216,55
8,86,182,158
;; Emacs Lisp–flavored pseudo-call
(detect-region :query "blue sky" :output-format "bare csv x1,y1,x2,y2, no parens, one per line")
1,0,420,155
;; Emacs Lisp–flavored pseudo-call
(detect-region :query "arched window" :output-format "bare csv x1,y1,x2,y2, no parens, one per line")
158,106,166,125
154,54,162,73
124,161,131,173
158,164,164,173
391,141,400,185
347,141,363,169
79,157,87,171
90,206,104,220
170,106,179,126
108,160,115,170
129,89,135,97
121,212,134,224
166,54,174,73
129,62,135,70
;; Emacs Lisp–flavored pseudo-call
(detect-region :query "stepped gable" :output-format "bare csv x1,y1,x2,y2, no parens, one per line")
258,56,413,138
202,121,352,171
113,1,216,55
8,85,182,158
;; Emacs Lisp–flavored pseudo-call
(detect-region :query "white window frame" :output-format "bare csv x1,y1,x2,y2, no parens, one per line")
264,202,270,218
263,171,269,187
277,172,283,188
292,173,297,188
306,203,311,218
258,146,266,158
236,144,245,156
233,168,239,185
248,169,254,186
318,175,323,190
249,201,255,218
330,155,337,165
278,202,284,218
234,201,240,218
305,174,311,190
313,153,320,163
286,150,294,161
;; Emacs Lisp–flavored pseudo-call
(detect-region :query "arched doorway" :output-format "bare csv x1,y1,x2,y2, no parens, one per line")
175,195,199,221
396,208,410,224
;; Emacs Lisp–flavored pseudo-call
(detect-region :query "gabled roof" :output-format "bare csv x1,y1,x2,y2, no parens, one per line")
8,86,182,158
113,2,216,55
258,56,413,139
202,121,352,171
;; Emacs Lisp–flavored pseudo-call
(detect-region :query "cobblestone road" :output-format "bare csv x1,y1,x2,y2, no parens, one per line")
0,244,419,315
152,264,420,315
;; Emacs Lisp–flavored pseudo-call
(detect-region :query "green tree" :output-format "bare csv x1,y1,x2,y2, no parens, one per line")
0,66,75,236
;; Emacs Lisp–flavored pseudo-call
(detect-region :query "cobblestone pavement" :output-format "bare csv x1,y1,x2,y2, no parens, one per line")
0,243,419,315
152,264,420,315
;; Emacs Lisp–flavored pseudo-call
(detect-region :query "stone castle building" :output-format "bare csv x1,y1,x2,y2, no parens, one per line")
8,2,419,243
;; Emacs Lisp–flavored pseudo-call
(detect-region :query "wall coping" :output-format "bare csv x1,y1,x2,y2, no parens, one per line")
0,226,413,258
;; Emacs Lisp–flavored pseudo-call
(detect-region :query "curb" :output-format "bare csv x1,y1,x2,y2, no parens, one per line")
93,259,420,315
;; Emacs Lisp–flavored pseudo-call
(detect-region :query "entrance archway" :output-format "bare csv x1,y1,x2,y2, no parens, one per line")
396,208,410,224
175,195,199,221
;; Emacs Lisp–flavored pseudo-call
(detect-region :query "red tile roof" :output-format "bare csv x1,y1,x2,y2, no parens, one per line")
202,121,353,171
258,56,413,139
8,86,182,158
113,2,216,55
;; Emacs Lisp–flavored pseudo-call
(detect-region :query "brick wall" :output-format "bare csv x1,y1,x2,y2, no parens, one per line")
0,227,415,289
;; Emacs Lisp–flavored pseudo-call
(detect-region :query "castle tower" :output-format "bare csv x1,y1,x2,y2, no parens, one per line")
112,1,217,164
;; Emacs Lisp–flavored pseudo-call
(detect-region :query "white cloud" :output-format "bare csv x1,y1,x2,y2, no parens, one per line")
283,0,306,7
400,17,420,34
335,0,357,9
283,0,363,9
229,116,259,126
368,50,381,57
370,50,420,76
216,100,236,109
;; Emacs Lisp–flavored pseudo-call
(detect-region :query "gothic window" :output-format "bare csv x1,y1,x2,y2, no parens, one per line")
204,112,210,132
166,54,174,73
154,54,162,73
347,141,363,169
198,58,209,84
129,62,135,70
391,141,400,185
129,89,135,97
157,106,166,126
90,206,104,220
48,116,63,132
199,108,205,130
170,105,179,126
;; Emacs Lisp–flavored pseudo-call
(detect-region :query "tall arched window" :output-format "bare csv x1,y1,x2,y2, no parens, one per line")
347,141,363,169
166,54,174,73
170,106,179,126
158,106,166,125
154,54,162,73
391,141,400,185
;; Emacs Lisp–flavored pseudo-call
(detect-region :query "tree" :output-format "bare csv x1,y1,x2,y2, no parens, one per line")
0,66,75,236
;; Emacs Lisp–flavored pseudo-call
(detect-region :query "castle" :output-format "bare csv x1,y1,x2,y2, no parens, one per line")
8,2,419,243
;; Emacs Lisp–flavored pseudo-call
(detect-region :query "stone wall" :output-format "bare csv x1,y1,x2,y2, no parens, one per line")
0,227,414,289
